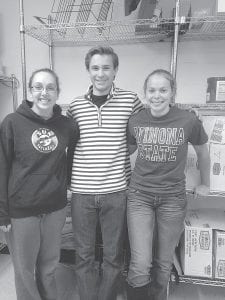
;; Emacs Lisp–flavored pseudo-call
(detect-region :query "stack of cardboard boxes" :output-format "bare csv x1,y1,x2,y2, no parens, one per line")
181,114,225,280
185,115,225,192
180,209,225,279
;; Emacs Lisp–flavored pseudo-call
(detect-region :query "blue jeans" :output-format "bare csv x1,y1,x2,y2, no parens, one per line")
71,191,127,300
127,188,187,300
5,208,67,300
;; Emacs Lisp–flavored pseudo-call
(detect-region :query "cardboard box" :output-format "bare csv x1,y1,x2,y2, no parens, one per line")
181,222,213,277
185,144,201,190
214,230,225,279
188,0,215,31
210,143,225,192
202,115,225,144
180,209,225,278
216,0,225,14
207,77,225,103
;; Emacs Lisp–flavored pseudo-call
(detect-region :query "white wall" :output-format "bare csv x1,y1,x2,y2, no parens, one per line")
54,42,171,104
1,1,225,106
0,1,52,102
176,40,225,104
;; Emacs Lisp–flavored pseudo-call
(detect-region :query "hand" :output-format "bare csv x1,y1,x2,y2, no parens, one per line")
0,224,11,232
194,184,210,198
188,108,202,121
150,15,159,22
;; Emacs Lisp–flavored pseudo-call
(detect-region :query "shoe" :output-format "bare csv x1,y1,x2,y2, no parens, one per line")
126,283,149,300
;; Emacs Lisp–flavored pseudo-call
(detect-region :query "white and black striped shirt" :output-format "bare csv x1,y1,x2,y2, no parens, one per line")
67,84,143,194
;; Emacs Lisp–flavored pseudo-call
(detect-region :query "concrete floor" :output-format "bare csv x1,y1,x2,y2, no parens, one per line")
1,254,225,300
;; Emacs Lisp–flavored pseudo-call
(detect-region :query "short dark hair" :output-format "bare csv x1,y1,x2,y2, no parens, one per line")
85,46,119,70
143,69,176,98
28,68,60,94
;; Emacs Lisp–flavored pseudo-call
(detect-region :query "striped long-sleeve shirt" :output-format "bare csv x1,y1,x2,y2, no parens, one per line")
67,84,143,194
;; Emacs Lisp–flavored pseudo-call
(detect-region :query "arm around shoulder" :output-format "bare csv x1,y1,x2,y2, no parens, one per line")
126,116,137,155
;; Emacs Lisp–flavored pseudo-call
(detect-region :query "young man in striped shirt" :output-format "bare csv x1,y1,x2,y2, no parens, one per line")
67,46,143,300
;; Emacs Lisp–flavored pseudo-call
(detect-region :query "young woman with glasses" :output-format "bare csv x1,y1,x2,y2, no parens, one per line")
0,68,79,300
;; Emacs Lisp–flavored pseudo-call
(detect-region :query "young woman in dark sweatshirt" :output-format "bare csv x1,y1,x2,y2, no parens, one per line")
0,68,79,300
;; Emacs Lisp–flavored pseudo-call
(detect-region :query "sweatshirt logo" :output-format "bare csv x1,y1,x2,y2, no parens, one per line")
31,128,58,153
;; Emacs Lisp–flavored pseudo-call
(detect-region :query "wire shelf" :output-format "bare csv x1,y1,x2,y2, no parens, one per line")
171,274,225,288
186,189,225,198
24,18,176,46
180,16,225,41
24,16,225,47
0,75,20,88
176,103,225,113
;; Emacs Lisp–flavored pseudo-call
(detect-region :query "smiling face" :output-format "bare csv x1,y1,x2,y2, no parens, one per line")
145,74,174,117
88,54,118,96
30,71,58,118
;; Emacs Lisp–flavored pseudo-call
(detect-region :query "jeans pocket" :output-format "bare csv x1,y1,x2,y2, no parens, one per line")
128,187,139,194
173,193,187,211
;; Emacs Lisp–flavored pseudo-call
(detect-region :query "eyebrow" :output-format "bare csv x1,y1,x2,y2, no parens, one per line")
91,64,112,67
33,83,56,86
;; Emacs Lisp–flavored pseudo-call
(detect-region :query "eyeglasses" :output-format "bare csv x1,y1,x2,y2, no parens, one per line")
32,85,57,93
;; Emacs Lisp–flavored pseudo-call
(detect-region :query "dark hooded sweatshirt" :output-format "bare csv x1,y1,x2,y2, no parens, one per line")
0,100,79,226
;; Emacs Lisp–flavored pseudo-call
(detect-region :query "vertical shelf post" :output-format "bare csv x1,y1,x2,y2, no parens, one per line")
171,0,180,84
11,74,18,112
48,15,54,70
19,0,27,100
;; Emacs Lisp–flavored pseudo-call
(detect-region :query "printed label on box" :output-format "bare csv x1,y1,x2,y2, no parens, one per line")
202,116,225,144
210,144,225,191
215,231,225,279
199,231,211,250
204,265,212,277
216,81,225,101
217,260,225,277
211,119,225,143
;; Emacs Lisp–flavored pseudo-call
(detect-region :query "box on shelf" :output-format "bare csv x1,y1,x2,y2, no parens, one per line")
214,230,225,279
180,220,213,277
189,0,215,31
216,0,225,15
210,143,225,192
185,128,225,193
185,144,201,191
180,209,225,278
202,115,225,144
206,77,225,103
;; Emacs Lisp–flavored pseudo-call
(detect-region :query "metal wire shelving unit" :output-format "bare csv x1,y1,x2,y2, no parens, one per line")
24,18,175,47
180,15,225,41
171,274,225,288
176,103,225,116
23,15,225,47
18,0,225,290
0,75,19,112
19,0,225,99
